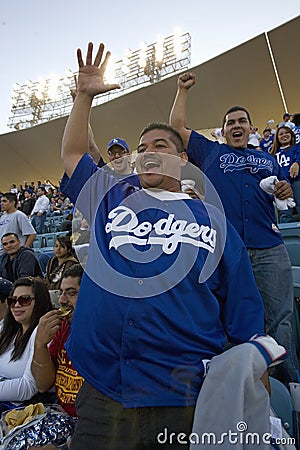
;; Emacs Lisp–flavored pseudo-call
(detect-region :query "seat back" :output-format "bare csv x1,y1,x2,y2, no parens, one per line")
278,222,300,266
293,267,300,298
44,233,56,249
32,235,43,249
270,376,294,437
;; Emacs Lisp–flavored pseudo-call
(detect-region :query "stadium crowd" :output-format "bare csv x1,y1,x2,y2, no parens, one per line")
0,41,299,450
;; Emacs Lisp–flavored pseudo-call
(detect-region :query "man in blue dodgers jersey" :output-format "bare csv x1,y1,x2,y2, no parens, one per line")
170,72,300,385
60,42,266,450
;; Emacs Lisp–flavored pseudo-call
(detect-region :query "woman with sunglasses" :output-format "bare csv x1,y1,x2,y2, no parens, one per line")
0,277,52,407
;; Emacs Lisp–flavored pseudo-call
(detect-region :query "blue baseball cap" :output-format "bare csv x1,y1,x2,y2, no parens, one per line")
107,138,130,153
0,278,13,301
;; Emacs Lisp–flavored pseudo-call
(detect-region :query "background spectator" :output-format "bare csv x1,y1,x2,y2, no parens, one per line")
0,233,43,282
0,278,12,325
21,189,36,217
30,187,50,234
45,236,78,290
0,277,52,410
270,126,300,222
291,113,300,145
32,264,84,417
0,192,36,257
259,126,274,153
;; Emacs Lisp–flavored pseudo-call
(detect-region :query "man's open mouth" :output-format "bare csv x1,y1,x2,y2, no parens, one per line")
141,156,162,173
232,131,243,138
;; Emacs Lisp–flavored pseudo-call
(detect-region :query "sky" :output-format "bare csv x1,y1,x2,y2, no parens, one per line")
0,0,299,136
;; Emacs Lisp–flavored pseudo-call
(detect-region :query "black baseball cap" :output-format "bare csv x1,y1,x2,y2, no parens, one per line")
0,278,13,302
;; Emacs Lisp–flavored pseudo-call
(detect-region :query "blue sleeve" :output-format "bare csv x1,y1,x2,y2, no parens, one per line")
293,143,300,164
60,153,136,225
60,153,99,205
209,220,265,343
97,156,106,168
187,130,224,172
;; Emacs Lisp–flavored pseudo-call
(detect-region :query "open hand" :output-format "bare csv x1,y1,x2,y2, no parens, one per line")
289,162,299,179
76,42,120,98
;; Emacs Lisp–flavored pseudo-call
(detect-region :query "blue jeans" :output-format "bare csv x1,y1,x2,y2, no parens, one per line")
31,213,46,234
279,178,300,222
248,244,300,384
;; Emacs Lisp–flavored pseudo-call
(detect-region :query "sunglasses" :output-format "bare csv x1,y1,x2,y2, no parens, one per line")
7,295,35,308
107,148,129,157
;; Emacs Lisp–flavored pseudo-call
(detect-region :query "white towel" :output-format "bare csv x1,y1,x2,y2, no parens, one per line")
259,176,295,211
190,336,293,449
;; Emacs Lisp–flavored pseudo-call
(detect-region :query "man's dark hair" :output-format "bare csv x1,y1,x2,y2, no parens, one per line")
62,263,83,281
222,106,252,128
1,233,19,242
38,186,46,193
291,113,300,127
2,192,17,206
140,122,185,153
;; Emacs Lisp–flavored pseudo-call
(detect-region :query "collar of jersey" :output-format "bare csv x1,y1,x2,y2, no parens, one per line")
142,188,191,201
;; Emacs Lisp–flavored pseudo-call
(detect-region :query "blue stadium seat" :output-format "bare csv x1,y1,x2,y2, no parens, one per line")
32,234,44,249
42,233,56,250
293,267,300,298
278,222,300,266
270,377,294,437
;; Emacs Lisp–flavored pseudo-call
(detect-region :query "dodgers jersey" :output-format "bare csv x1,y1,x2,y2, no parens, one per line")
187,131,285,248
61,153,264,408
259,135,274,153
273,144,300,182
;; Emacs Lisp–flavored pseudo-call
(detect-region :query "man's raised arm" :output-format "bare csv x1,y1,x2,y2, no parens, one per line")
70,75,106,165
169,72,196,149
61,42,120,178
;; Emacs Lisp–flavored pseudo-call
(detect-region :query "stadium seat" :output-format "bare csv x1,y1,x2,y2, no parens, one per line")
278,222,300,266
270,376,294,437
293,267,300,298
32,234,44,248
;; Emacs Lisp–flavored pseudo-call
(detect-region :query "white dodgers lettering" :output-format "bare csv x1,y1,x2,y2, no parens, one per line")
220,153,273,173
276,153,290,167
105,206,216,254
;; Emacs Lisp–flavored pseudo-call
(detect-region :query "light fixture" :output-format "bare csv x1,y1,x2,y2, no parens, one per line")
8,32,191,130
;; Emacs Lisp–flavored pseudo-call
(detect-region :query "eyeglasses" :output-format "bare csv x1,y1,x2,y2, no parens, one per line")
107,148,129,157
59,290,78,299
7,295,35,308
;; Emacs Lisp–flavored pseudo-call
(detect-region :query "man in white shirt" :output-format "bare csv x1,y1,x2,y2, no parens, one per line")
0,193,36,256
30,187,50,234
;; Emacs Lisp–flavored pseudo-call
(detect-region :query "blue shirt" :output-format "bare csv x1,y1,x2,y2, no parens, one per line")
61,153,264,408
273,144,300,182
187,131,284,249
294,126,300,145
259,135,274,153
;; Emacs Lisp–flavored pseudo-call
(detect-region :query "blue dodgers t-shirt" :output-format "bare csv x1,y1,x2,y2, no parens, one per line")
273,144,300,182
61,153,264,408
187,131,284,249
